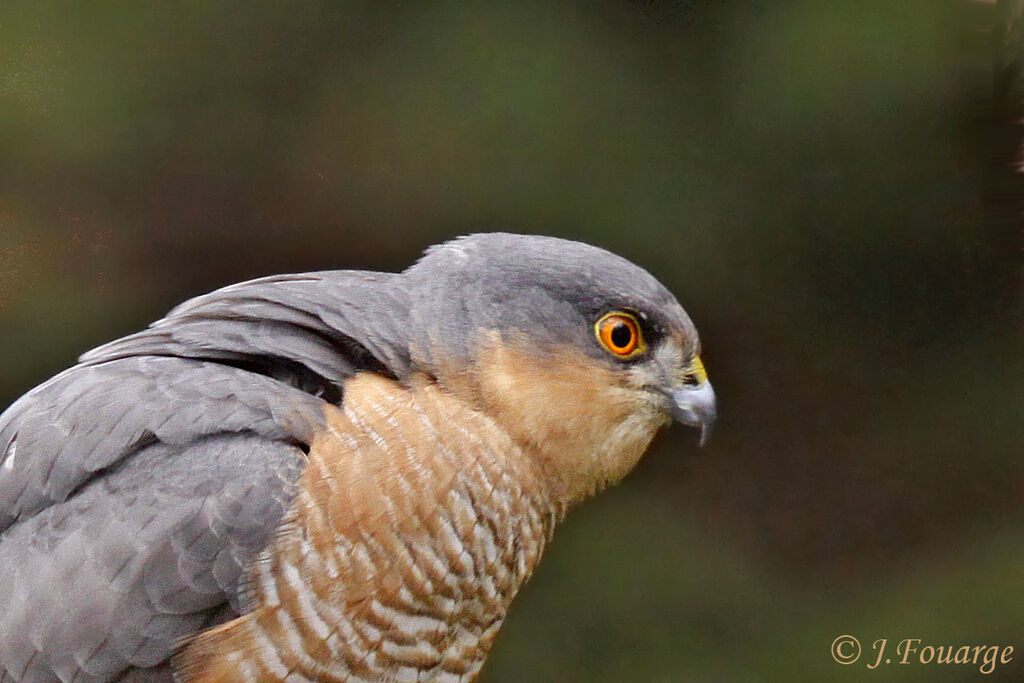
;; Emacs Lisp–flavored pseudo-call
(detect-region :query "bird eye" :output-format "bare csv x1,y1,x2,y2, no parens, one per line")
594,312,646,358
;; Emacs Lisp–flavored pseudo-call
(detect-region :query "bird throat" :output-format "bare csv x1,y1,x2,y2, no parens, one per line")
175,373,562,682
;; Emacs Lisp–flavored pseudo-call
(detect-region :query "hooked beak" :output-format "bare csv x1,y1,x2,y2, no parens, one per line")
661,354,716,446
670,381,716,446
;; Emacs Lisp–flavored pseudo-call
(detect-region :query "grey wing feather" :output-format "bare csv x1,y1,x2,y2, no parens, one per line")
0,269,412,681
0,359,324,530
0,433,304,681
80,270,412,385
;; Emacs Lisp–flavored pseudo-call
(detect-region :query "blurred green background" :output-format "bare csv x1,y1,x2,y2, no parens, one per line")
0,1,1020,680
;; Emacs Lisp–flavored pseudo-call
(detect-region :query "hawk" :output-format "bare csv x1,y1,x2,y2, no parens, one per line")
0,233,715,682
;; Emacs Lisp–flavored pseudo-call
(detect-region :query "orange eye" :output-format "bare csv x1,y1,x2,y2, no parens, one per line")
595,312,645,357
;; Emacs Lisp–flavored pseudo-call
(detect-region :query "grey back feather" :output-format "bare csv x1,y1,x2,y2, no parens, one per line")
0,269,411,681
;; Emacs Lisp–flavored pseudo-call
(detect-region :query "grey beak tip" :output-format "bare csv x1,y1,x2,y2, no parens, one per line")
670,381,716,445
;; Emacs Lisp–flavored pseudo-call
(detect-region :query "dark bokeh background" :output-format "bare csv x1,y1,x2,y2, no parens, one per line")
1,1,1020,680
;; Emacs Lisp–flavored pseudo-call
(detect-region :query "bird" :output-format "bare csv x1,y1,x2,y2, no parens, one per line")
0,232,715,682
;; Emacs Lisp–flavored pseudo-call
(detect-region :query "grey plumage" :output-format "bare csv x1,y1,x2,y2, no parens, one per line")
81,271,412,389
405,233,697,372
0,271,410,681
1,434,303,680
0,233,702,682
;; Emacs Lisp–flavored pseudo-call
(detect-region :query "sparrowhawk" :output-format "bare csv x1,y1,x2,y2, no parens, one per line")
0,233,716,682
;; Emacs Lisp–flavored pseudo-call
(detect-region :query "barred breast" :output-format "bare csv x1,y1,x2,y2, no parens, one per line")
176,373,559,682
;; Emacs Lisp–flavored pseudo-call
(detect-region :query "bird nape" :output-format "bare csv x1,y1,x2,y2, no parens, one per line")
0,233,715,682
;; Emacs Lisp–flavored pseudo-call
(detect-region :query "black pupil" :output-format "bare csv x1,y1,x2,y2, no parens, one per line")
610,321,633,349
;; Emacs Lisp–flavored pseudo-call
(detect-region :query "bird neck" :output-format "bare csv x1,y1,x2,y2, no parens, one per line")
466,337,667,507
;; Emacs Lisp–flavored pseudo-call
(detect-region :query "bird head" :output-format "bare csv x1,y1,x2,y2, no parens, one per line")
404,233,715,505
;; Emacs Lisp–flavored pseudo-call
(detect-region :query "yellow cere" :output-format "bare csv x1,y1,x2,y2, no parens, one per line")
689,356,708,384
